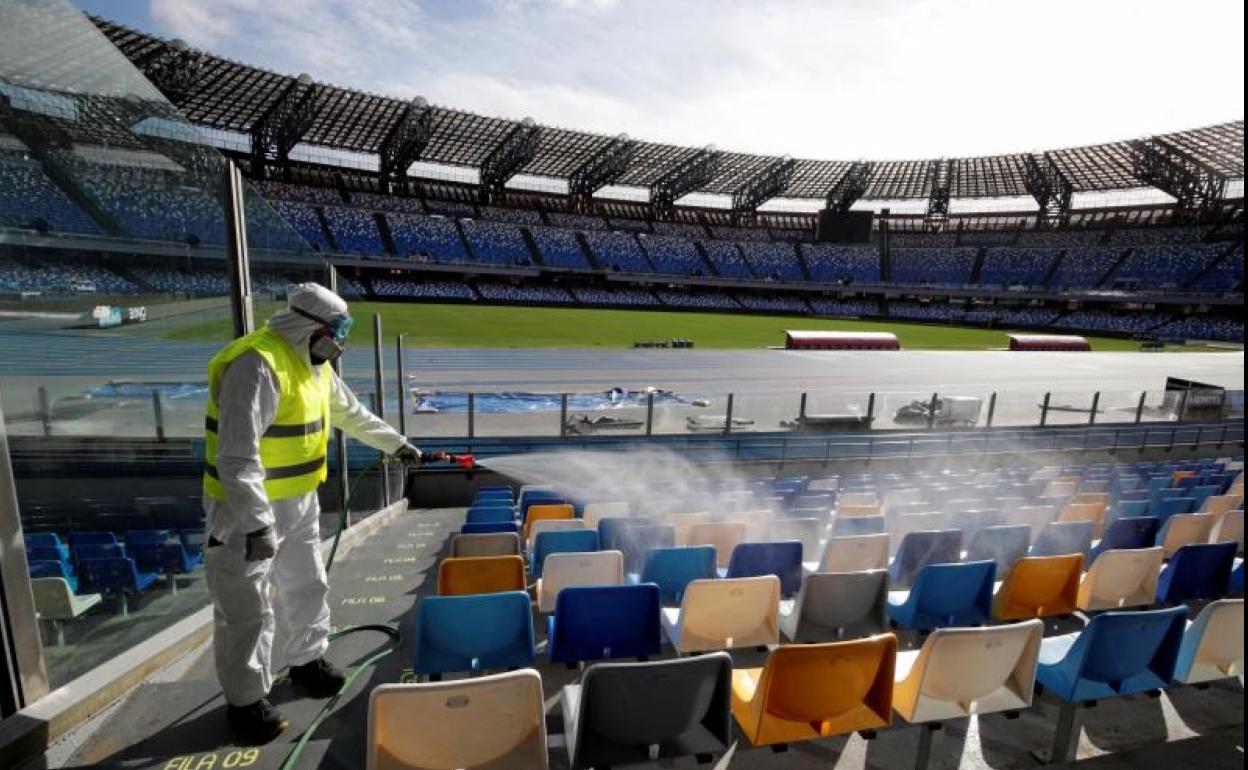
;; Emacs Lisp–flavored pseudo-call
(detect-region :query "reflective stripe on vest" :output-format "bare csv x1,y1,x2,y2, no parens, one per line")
202,326,331,502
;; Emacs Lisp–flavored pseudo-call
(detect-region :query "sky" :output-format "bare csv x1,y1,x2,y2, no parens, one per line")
73,0,1245,161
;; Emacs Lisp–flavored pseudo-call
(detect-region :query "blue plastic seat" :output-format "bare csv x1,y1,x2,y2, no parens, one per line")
597,517,648,552
75,543,127,561
27,545,72,565
133,542,204,575
24,532,70,559
1030,521,1093,560
831,515,885,537
724,541,803,597
1229,559,1244,595
469,498,515,510
1036,606,1187,702
886,560,996,631
68,531,120,547
548,584,662,664
1187,485,1221,511
1111,499,1151,520
1090,517,1159,563
78,557,159,595
29,560,78,592
889,529,962,588
635,546,717,604
461,521,520,535
413,591,535,678
1156,542,1237,604
531,529,599,578
616,524,676,575
466,507,516,525
474,488,514,502
1154,496,1196,527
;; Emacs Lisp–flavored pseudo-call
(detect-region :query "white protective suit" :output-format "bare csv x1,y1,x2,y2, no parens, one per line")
203,285,408,707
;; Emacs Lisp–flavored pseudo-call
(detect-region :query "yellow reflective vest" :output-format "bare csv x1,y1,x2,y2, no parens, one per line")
203,326,331,502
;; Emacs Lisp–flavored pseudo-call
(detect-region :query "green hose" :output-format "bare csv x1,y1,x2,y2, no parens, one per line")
277,457,403,770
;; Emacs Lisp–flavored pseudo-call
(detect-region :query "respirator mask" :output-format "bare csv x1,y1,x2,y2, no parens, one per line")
293,306,354,364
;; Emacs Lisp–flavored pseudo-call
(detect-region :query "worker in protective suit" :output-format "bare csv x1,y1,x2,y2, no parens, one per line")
202,283,438,743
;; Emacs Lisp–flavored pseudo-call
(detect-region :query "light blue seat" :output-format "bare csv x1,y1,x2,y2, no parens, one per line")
889,529,962,588
963,524,1030,578
597,517,648,552
531,529,599,578
133,541,203,575
616,524,676,575
1228,559,1243,595
1154,496,1196,527
1036,605,1187,702
1030,521,1093,560
724,541,803,597
634,546,718,604
1111,499,1151,520
412,591,535,679
75,543,127,561
548,584,662,664
469,498,516,510
461,521,520,535
1156,542,1237,604
832,515,885,537
886,560,996,631
78,557,159,596
1090,517,1159,563
466,506,517,525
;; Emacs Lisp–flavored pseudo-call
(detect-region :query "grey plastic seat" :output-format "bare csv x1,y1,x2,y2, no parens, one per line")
450,532,522,558
1029,520,1093,560
780,570,888,643
561,653,732,769
964,525,1031,580
769,517,823,556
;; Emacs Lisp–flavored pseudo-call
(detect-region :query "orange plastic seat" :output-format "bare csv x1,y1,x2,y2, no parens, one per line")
993,553,1084,620
839,503,881,518
1059,502,1106,538
1171,470,1196,486
731,634,896,747
522,504,575,541
437,555,527,596
686,521,747,569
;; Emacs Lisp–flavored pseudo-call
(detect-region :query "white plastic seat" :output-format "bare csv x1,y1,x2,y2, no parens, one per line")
536,550,624,613
661,576,779,653
664,512,712,546
686,521,747,569
451,532,522,558
1076,546,1164,611
840,491,879,508
893,620,1043,724
526,518,586,549
584,501,630,529
31,577,102,646
1200,494,1243,516
1174,598,1244,684
1158,513,1216,558
811,533,890,573
881,487,923,518
1208,510,1243,553
1009,505,1058,541
367,670,548,770
768,517,823,556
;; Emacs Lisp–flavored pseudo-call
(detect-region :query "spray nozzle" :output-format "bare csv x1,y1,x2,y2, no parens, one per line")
448,453,476,469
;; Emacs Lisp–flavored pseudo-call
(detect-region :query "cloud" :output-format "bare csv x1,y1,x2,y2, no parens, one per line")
141,0,1244,160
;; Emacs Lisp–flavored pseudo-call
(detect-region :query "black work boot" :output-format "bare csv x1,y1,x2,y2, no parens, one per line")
289,657,347,698
226,698,288,744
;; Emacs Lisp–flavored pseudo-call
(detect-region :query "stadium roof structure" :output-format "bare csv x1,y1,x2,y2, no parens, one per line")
90,15,1245,218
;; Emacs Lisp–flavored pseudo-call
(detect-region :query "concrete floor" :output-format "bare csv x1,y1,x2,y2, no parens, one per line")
35,504,1246,770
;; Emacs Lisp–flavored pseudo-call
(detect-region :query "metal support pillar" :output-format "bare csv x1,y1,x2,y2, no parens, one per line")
1135,391,1147,424
724,394,735,435
645,393,655,436
467,393,476,438
866,392,876,424
986,392,997,428
1175,390,1189,422
1048,702,1081,764
372,314,390,505
927,393,939,430
799,393,808,420
224,160,254,338
560,394,569,438
326,268,349,522
914,723,939,770
1040,392,1052,427
1088,392,1100,426
395,334,407,436
37,386,51,436
152,390,166,441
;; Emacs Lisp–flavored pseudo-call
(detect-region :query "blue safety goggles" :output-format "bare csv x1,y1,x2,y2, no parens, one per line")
292,306,354,341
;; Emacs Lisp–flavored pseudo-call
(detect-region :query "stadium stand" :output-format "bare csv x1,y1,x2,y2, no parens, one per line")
529,225,592,269
891,247,978,285
584,230,652,272
739,242,805,281
637,233,708,275
570,286,662,307
270,200,330,252
656,289,741,310
0,147,101,234
700,239,754,278
1187,244,1243,292
475,282,576,304
371,277,477,300
808,298,883,317
977,248,1061,287
460,218,534,266
1107,244,1226,289
1048,246,1125,289
800,244,880,283
387,213,469,262
321,205,385,256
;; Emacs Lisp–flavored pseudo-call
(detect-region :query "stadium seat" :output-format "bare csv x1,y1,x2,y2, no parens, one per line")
634,545,717,604
662,576,780,653
839,503,882,518
537,551,624,613
686,521,748,569
1156,542,1237,603
992,554,1083,620
450,532,522,558
963,524,1031,580
889,529,962,588
730,635,896,747
887,561,996,631
522,503,575,541
466,506,516,525
28,560,78,593
831,515,886,537
1111,499,1152,520
892,620,1042,724
1089,517,1159,563
582,501,629,529
367,670,548,770
412,591,535,678
30,578,103,646
132,541,203,577
840,491,879,508
530,529,598,578
527,518,587,549
768,517,823,556
460,520,520,535
78,557,158,600
437,555,526,596
812,533,890,573
615,523,677,575
1059,502,1107,538
888,513,945,553
1200,494,1244,517
1035,605,1187,703
724,541,803,597
24,532,69,559
68,531,121,547
780,570,888,643
1173,598,1244,684
1209,510,1244,552
547,584,662,664
1154,495,1197,527
1011,505,1058,541
1156,513,1216,558
1077,547,1165,611
1030,520,1093,560
560,653,733,769
596,517,648,551
664,512,712,545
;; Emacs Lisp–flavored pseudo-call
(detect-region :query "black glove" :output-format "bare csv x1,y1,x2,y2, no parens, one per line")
420,450,449,464
244,526,277,562
393,444,423,467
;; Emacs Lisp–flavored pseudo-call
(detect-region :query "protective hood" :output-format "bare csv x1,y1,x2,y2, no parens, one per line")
266,282,350,363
